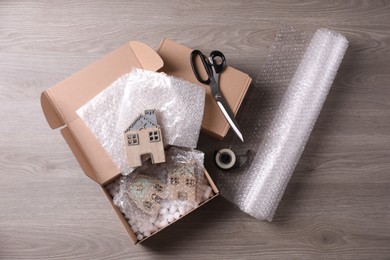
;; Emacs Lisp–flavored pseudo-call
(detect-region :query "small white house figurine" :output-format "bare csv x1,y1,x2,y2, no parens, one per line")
124,110,165,167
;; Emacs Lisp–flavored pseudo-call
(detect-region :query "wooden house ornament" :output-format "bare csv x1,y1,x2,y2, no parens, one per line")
126,174,167,217
168,163,197,204
124,110,165,167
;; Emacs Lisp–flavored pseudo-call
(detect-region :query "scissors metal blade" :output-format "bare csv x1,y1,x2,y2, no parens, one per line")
216,98,244,142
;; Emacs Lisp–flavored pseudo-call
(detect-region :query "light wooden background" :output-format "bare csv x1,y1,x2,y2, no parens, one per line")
1,1,389,259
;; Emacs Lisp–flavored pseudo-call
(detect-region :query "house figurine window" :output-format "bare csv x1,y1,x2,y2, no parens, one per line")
127,133,139,146
149,130,160,143
170,176,179,185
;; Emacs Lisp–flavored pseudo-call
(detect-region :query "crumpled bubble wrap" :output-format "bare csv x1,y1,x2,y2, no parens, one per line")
112,147,207,235
77,74,127,171
116,69,205,149
202,26,348,221
77,69,205,174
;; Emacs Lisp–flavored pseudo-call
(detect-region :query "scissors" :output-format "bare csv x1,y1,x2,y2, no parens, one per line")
190,50,244,142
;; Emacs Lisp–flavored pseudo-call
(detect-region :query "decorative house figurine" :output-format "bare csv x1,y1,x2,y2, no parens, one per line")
126,174,167,217
124,109,166,167
167,163,197,204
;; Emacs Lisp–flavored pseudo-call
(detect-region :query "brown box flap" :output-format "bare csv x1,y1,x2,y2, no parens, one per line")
41,41,164,130
157,38,252,140
67,119,120,184
41,41,164,184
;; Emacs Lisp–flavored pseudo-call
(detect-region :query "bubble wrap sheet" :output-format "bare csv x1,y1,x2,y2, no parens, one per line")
205,27,348,221
77,69,205,174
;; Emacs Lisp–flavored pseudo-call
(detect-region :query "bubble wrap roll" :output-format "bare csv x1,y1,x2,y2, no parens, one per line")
244,28,348,220
205,27,348,221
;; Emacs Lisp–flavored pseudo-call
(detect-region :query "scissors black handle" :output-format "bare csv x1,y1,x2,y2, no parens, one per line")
209,50,226,74
190,50,213,85
190,50,227,85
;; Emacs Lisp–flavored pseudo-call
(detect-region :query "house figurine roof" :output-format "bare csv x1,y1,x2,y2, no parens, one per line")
125,109,160,133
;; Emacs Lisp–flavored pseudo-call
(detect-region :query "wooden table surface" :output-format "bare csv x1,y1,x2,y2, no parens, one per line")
1,1,389,259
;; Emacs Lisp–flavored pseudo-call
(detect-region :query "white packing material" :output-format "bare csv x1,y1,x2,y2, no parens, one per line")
77,69,205,174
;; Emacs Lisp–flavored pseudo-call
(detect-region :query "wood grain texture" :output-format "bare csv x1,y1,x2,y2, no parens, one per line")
0,0,389,259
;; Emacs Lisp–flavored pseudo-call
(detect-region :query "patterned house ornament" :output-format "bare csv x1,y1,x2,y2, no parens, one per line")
167,163,197,203
124,109,166,168
126,174,167,216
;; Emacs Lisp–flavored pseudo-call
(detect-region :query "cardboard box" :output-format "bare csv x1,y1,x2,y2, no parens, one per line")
157,39,252,140
40,39,250,244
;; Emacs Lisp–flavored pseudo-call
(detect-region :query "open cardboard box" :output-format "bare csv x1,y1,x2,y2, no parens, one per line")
41,39,251,244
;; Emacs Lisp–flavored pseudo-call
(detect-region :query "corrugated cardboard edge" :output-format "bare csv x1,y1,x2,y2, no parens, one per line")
61,127,99,182
104,169,219,245
130,41,164,72
66,119,121,184
41,90,65,129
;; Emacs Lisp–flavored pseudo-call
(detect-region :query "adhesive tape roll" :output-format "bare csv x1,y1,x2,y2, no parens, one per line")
215,148,237,170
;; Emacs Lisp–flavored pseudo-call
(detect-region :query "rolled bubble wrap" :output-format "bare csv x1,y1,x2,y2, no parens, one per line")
204,27,348,221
